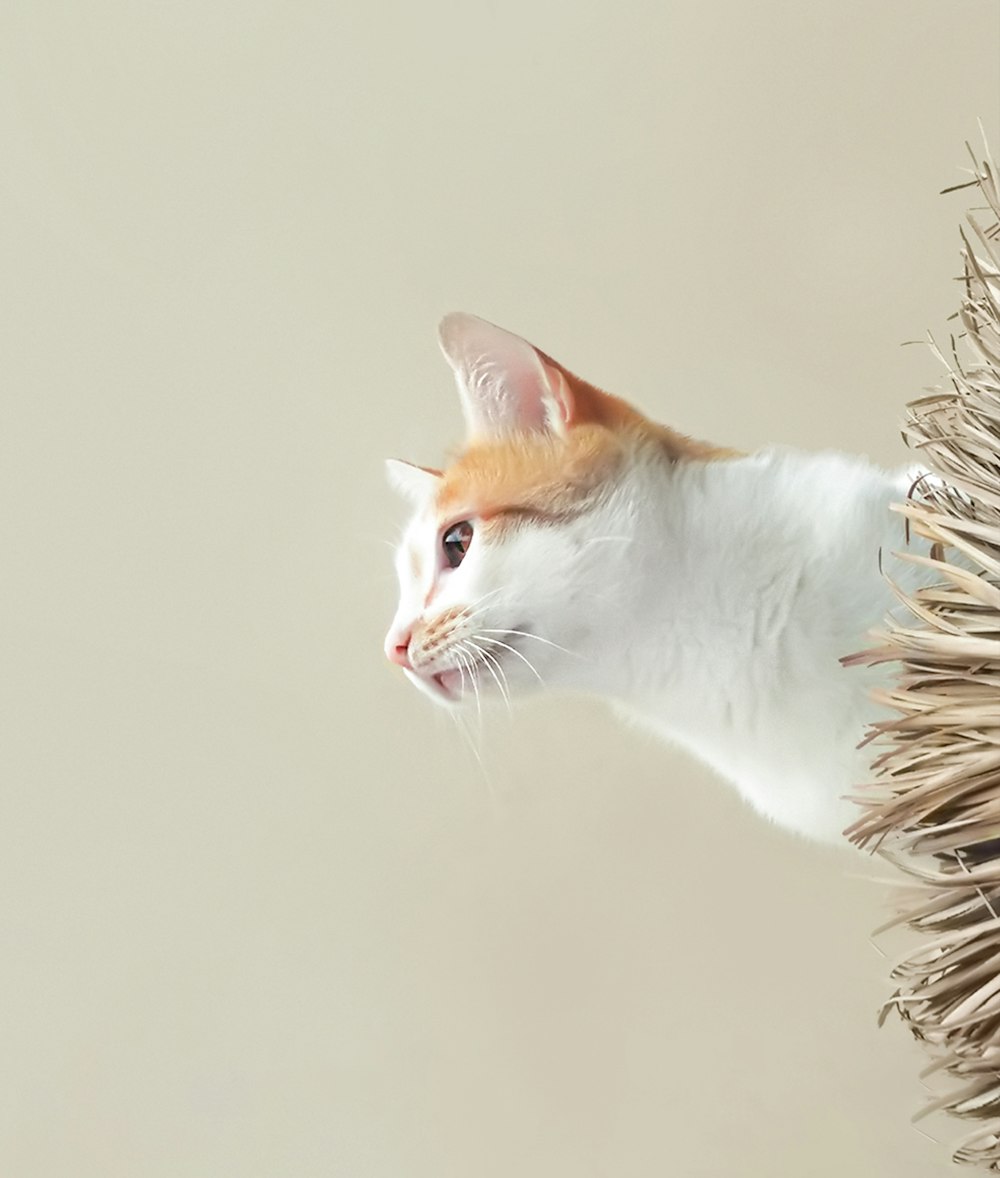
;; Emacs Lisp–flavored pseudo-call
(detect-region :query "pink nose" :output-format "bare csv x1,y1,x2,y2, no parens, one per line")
385,628,413,669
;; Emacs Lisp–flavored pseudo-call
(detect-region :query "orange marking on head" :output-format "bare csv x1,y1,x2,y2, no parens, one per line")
537,352,743,463
412,323,741,531
435,423,626,522
433,362,740,525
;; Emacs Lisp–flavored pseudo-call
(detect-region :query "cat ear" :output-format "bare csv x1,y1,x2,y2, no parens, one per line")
437,312,573,442
385,459,441,502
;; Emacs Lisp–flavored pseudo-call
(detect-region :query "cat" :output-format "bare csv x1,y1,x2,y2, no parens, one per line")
384,312,927,845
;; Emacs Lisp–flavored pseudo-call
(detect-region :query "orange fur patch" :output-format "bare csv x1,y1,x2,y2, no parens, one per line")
538,352,743,463
434,359,740,524
436,424,625,522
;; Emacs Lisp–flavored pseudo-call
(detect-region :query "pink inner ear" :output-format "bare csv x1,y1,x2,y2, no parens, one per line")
438,312,571,441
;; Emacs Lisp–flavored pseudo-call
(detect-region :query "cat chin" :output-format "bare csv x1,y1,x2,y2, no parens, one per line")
405,664,533,710
404,667,463,707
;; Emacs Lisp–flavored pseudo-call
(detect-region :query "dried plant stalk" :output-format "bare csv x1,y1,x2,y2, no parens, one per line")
845,137,1000,1169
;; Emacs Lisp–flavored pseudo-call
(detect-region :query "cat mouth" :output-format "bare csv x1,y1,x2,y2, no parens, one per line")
405,665,463,703
410,627,532,705
431,669,462,700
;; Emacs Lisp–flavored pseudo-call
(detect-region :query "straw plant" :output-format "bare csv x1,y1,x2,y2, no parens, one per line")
845,137,1000,1169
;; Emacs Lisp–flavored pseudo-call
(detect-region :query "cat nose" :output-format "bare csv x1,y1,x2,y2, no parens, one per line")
385,627,413,669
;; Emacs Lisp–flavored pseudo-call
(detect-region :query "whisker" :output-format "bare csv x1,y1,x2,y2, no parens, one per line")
478,628,580,659
488,650,515,714
467,586,506,614
467,640,512,715
455,651,469,696
450,710,495,804
466,640,511,711
455,643,484,731
475,634,545,685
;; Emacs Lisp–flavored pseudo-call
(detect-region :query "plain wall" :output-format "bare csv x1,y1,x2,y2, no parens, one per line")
2,3,999,1175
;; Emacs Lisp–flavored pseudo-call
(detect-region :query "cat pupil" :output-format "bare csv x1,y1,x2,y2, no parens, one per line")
442,521,473,569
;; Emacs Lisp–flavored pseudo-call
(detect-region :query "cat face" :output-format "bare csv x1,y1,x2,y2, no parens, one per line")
385,429,624,706
384,313,728,707
384,314,616,706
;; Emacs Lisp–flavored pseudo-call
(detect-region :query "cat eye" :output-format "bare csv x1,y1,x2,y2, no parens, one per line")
442,520,474,569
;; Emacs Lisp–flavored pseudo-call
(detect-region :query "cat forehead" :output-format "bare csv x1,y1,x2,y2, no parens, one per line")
434,424,625,521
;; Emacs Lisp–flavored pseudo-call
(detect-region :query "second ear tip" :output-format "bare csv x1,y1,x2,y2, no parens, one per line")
438,310,473,336
439,310,498,334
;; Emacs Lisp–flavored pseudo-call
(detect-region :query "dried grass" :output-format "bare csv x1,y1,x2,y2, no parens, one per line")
845,135,1000,1169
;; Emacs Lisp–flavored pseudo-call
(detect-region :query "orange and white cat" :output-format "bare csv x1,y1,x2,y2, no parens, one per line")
385,313,924,844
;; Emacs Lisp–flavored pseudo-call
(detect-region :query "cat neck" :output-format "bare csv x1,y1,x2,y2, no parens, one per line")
578,443,911,710
562,441,915,840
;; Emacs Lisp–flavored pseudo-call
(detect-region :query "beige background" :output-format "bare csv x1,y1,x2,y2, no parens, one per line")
2,2,999,1175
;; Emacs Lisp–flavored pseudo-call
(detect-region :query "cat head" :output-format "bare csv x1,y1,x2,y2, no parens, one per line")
383,313,728,707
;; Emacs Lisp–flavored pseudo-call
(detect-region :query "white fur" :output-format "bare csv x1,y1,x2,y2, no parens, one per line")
386,315,927,846
386,438,929,845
